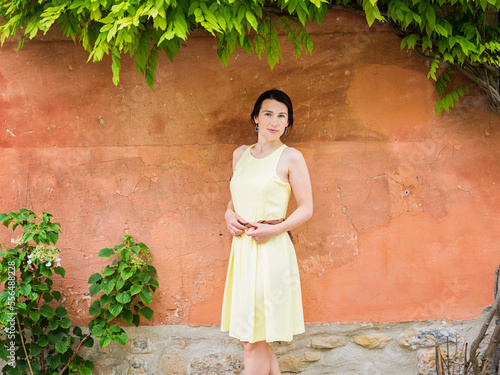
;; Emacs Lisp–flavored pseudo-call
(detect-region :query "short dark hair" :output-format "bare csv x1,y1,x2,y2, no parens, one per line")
251,89,294,128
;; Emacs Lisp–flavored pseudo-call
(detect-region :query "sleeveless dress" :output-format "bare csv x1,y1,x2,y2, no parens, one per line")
221,144,305,343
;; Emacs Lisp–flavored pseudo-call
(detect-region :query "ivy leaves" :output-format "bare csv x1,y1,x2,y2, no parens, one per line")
369,0,500,114
0,0,327,88
0,211,158,375
0,209,94,375
88,235,158,348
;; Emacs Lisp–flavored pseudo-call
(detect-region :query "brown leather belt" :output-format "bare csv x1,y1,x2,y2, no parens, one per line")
244,218,295,244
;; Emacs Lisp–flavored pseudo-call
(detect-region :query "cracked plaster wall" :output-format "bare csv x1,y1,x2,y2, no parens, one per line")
0,10,499,328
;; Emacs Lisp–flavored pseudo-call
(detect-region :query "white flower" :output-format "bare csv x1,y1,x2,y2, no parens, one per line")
27,260,32,265
28,254,33,259
10,238,15,243
57,262,61,267
56,258,61,262
46,262,52,267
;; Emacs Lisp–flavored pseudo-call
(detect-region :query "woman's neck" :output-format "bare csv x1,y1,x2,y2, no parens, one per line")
251,139,284,158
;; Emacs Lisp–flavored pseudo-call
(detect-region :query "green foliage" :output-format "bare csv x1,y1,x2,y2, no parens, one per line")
0,209,158,375
0,0,327,89
0,1,499,113
368,0,500,113
88,234,158,348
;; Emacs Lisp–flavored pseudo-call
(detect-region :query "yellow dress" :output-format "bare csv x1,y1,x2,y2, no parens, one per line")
221,144,305,343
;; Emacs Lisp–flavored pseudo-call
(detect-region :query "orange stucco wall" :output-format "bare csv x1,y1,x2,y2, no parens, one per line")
1,11,499,326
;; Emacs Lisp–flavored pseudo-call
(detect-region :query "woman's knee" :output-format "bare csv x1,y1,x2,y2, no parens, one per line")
240,341,266,354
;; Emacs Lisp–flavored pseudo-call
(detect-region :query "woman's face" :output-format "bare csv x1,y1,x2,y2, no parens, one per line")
254,99,289,138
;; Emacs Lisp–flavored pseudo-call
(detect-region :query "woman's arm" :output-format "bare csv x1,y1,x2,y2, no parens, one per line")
246,148,313,243
225,145,250,237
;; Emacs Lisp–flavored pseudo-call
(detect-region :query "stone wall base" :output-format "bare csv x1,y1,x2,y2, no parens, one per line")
0,307,493,374
79,307,493,375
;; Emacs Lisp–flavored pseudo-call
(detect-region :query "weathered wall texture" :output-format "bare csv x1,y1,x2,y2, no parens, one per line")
1,8,499,338
79,311,493,375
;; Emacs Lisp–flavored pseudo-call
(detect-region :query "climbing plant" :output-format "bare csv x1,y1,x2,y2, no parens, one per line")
0,0,499,114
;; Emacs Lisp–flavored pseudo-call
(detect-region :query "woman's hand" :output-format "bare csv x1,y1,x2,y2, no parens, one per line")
225,209,248,237
245,222,282,244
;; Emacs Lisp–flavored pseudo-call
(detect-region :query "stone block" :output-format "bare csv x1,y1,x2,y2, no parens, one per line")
354,334,392,349
159,353,188,375
278,354,308,373
311,334,347,349
303,351,322,362
93,362,117,375
127,336,153,354
190,354,243,374
175,338,199,349
400,327,458,350
128,357,149,375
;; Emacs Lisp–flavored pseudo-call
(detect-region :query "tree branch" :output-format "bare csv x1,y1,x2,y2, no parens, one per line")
57,333,92,375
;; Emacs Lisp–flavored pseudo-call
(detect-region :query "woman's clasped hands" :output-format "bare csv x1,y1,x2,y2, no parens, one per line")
225,210,281,244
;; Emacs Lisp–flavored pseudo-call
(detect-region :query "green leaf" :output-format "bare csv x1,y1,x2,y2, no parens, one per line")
91,324,105,336
79,361,94,375
55,340,69,354
43,292,54,302
39,304,54,318
100,293,112,307
139,306,154,321
139,290,153,305
116,291,131,304
47,231,59,244
119,248,131,261
98,248,114,257
99,335,112,348
112,331,128,345
109,301,124,317
90,283,102,296
54,266,65,277
46,355,61,369
38,335,49,347
30,310,41,322
49,318,59,330
55,306,67,317
130,284,142,295
52,290,62,301
89,300,105,316
29,343,42,356
40,265,53,277
245,10,258,31
121,269,134,280
102,266,115,276
100,279,116,294
116,278,125,291
132,313,141,327
111,47,121,86
82,337,95,347
60,317,72,328
120,309,134,324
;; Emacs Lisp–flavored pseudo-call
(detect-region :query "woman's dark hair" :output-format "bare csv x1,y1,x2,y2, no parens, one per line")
251,89,294,128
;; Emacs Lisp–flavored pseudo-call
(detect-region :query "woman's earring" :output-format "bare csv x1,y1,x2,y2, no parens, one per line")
255,124,259,132
285,127,289,135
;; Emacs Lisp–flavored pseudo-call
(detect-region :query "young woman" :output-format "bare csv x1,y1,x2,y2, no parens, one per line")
221,89,313,374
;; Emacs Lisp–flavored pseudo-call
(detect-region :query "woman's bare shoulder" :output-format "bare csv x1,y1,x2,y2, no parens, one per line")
282,146,305,162
234,144,250,154
232,145,251,169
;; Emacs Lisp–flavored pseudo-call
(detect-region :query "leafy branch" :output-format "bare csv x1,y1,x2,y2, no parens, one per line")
0,0,499,115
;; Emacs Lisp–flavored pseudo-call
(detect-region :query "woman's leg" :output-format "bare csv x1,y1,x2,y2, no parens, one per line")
267,344,281,375
239,341,281,375
240,340,272,375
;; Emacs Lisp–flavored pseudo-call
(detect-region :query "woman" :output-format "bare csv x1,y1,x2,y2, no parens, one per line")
221,89,313,374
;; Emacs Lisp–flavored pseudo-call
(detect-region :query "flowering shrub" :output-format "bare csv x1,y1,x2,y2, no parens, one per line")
0,209,158,375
